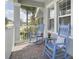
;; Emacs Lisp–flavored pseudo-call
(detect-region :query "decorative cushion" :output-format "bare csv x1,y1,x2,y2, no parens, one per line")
56,36,65,43
51,32,58,39
56,36,65,48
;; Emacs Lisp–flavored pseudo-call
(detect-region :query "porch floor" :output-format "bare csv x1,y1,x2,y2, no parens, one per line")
10,42,49,59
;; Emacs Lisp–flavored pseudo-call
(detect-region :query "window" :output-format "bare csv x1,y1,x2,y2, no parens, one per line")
59,16,71,35
49,8,54,19
58,0,71,16
48,19,54,31
48,8,55,32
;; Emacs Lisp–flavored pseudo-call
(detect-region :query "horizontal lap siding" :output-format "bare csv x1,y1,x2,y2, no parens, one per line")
5,28,14,59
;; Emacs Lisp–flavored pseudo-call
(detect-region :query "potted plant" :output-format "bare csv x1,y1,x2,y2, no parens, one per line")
48,32,51,38
47,32,52,43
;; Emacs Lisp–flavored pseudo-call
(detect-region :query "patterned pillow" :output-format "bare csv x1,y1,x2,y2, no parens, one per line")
56,36,65,48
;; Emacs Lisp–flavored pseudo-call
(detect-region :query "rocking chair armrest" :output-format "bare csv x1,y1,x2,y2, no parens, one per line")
56,43,64,45
55,43,66,48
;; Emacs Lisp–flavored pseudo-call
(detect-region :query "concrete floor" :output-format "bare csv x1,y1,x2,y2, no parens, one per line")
10,42,49,59
10,41,73,59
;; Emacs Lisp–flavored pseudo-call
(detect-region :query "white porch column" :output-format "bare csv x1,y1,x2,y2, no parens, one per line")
43,7,48,38
54,0,57,33
71,0,73,37
14,3,21,43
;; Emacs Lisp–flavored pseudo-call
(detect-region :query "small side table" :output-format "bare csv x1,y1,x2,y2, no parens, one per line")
47,37,57,43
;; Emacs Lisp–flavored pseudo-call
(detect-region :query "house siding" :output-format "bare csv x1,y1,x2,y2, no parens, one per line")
5,28,14,59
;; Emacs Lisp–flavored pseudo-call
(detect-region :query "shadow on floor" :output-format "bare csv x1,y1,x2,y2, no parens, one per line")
10,42,49,59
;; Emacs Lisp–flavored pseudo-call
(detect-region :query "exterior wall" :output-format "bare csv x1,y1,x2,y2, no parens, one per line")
67,38,73,56
5,28,14,59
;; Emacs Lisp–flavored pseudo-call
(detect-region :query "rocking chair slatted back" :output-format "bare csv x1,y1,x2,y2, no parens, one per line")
37,24,44,33
57,24,70,45
36,24,44,41
58,24,69,38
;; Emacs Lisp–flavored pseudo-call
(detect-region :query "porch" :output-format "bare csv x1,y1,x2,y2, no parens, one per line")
5,0,73,59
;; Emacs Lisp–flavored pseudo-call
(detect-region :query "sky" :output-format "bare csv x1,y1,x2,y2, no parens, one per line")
20,8,32,22
5,1,14,21
20,8,27,22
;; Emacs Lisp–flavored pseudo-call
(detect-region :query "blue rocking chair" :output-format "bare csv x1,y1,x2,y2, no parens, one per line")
35,24,44,42
44,24,69,59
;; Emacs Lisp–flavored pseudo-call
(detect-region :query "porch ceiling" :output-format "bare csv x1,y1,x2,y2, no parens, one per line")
18,0,45,7
31,0,45,2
